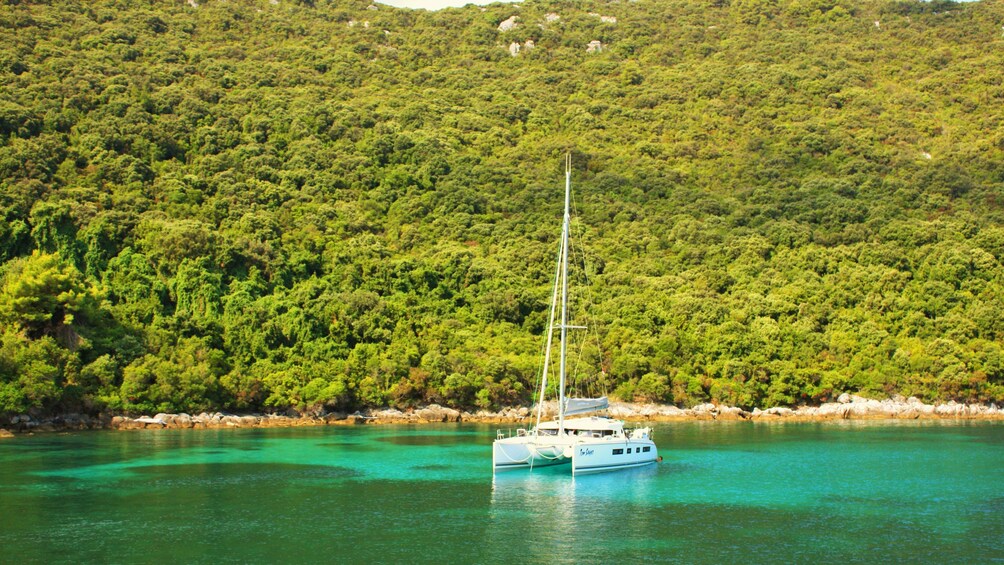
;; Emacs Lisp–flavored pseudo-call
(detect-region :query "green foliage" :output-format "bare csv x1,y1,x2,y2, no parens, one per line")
0,251,96,347
0,331,73,413
1,0,1003,416
120,338,225,414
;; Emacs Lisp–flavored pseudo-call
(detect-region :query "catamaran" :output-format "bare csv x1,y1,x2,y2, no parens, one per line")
492,155,659,475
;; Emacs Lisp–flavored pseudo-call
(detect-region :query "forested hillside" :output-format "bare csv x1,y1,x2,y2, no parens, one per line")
1,0,1003,416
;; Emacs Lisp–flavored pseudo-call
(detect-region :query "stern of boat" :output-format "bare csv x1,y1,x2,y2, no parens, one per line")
492,436,533,471
493,430,572,472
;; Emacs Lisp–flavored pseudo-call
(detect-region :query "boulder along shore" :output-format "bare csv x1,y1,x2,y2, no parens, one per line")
1,394,1002,437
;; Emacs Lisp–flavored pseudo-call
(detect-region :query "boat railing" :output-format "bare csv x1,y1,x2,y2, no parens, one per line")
496,428,530,440
627,427,652,440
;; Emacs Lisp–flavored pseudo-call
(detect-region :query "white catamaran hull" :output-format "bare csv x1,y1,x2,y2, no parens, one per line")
492,436,573,470
571,438,658,475
493,421,659,474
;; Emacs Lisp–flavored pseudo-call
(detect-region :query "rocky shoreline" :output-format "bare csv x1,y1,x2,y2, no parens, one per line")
1,394,1002,437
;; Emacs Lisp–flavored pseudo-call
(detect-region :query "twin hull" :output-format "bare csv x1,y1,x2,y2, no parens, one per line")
492,436,658,475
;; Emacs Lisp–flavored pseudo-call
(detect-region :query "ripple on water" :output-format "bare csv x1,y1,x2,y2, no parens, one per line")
316,441,382,451
135,462,362,479
411,464,451,471
374,434,470,446
131,462,363,488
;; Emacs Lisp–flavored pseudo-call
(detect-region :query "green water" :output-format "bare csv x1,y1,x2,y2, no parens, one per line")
0,421,1001,564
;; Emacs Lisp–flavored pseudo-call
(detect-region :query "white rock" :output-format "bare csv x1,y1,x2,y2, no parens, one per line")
847,403,869,416
935,403,961,416
134,416,165,425
663,406,687,417
498,16,518,32
817,403,846,417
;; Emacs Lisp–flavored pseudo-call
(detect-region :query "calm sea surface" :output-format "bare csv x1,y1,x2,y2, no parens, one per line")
0,421,1001,564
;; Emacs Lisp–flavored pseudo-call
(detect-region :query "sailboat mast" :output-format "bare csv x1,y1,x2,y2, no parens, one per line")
558,153,571,434
535,242,562,431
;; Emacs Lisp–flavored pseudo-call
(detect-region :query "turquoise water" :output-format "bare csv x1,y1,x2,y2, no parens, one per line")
0,421,1001,563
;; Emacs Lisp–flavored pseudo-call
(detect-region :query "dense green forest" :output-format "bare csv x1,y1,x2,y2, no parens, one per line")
1,0,1003,416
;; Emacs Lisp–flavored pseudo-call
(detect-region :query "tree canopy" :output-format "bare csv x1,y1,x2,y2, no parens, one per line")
1,0,1003,415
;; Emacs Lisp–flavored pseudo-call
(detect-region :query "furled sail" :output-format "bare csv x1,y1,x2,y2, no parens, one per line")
563,396,609,416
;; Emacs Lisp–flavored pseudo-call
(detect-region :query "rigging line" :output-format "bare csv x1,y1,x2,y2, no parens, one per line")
568,182,605,399
529,326,546,408
570,322,591,398
573,205,610,399
566,193,583,399
566,249,586,399
529,281,552,406
528,224,558,413
535,236,564,429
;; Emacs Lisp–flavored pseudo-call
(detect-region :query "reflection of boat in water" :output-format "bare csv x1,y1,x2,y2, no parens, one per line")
491,459,661,495
492,155,659,476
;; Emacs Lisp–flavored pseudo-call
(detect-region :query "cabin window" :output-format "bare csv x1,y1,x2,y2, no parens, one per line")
612,448,624,455
626,448,632,454
643,446,651,453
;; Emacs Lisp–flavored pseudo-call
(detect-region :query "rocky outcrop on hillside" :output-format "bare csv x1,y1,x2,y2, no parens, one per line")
497,15,518,32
